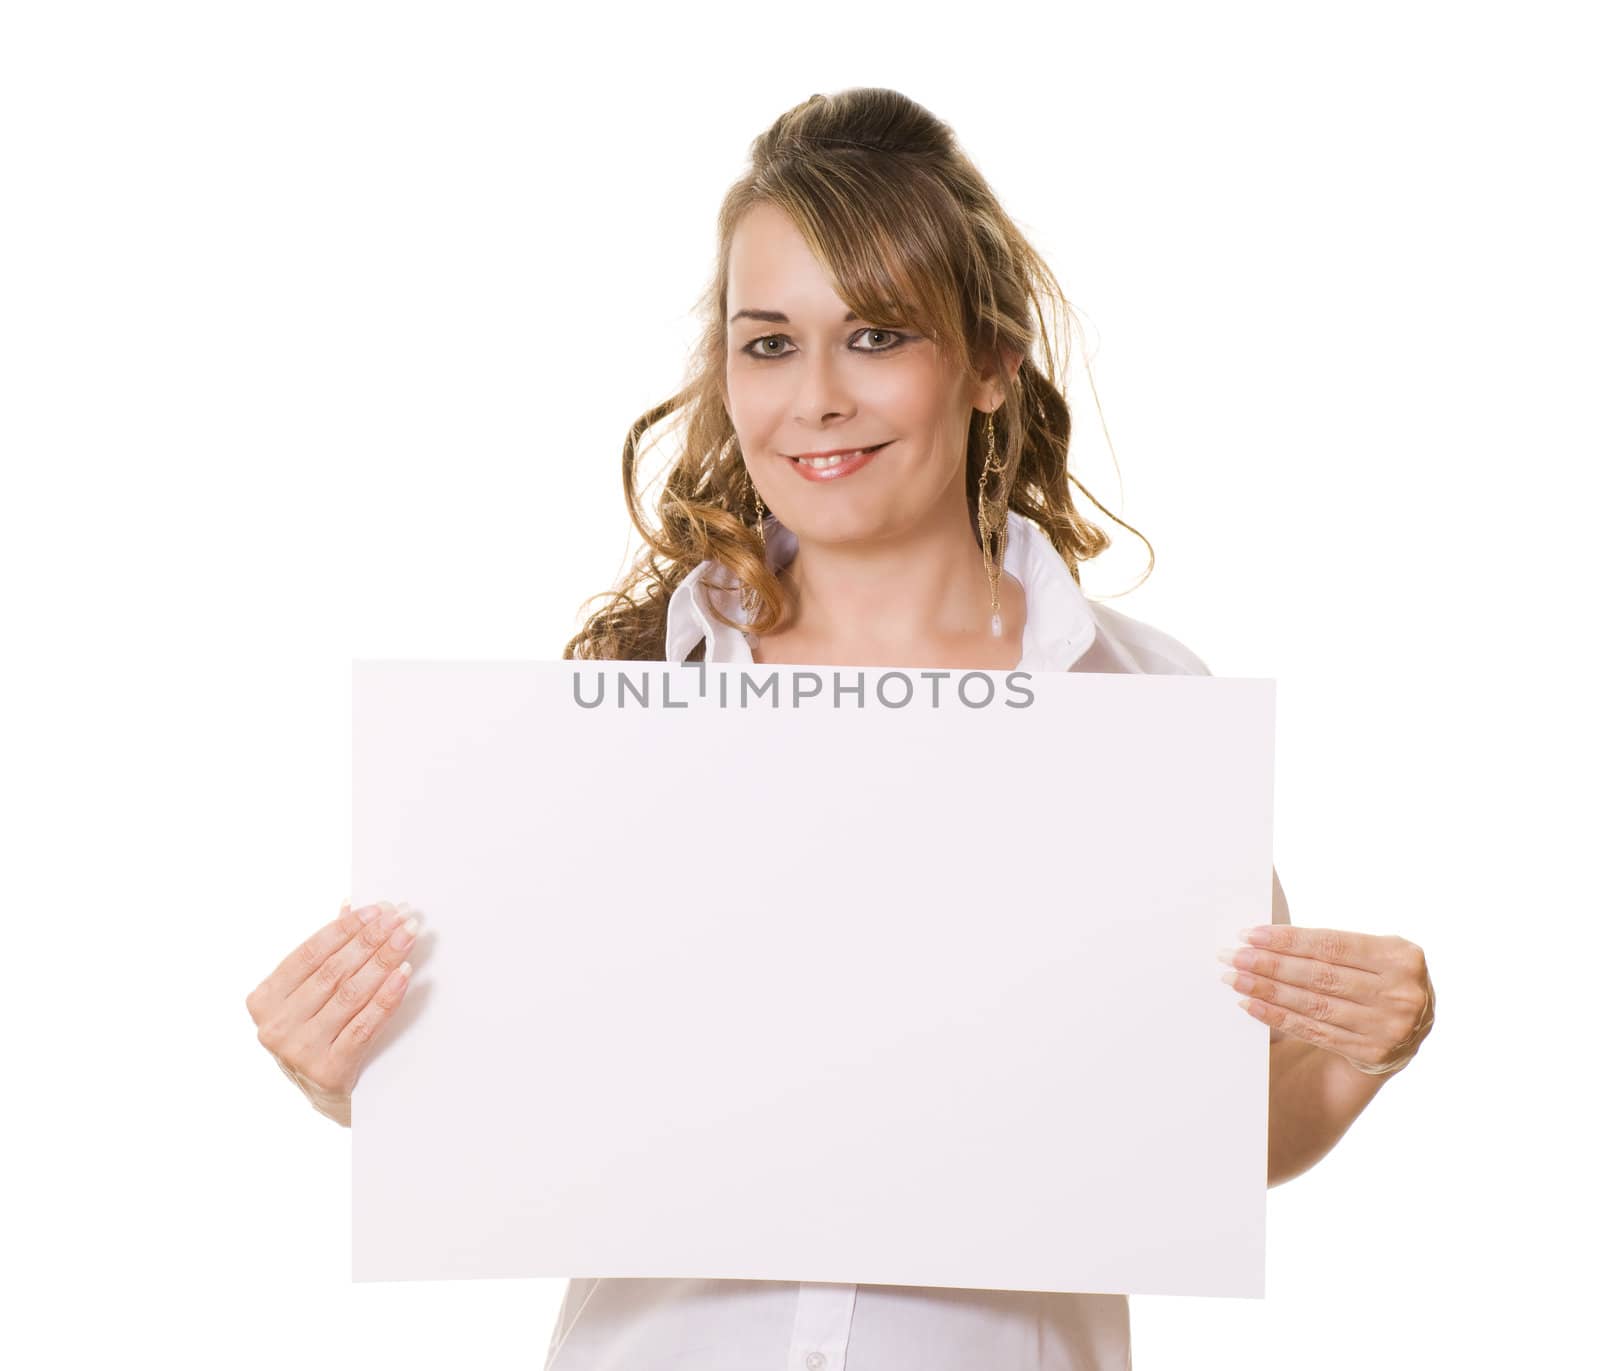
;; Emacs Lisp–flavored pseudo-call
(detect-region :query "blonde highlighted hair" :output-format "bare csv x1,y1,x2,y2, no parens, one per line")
562,86,1149,662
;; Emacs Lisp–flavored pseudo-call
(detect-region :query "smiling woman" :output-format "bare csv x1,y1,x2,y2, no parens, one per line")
230,76,1442,1371
234,80,1438,1371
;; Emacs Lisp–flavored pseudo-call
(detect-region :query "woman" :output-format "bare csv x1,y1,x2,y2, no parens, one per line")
247,87,1436,1370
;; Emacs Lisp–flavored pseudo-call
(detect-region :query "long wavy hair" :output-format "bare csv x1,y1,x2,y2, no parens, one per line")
562,86,1150,663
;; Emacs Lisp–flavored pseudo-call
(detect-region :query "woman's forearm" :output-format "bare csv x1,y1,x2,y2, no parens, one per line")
1266,1036,1389,1187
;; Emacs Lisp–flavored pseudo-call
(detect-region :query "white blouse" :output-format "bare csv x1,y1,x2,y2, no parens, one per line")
544,508,1291,1371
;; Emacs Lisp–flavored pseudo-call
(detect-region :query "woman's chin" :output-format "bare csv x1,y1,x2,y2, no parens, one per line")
777,507,896,548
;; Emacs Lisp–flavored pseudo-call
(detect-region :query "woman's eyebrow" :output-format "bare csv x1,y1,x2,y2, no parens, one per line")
728,308,860,325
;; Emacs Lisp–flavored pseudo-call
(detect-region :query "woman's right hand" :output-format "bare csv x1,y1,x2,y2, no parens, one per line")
245,900,420,1127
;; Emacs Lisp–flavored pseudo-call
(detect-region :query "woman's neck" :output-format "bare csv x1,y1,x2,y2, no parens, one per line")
750,504,1026,669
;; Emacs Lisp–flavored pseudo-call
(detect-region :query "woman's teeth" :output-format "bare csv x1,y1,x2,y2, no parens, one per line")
795,445,879,468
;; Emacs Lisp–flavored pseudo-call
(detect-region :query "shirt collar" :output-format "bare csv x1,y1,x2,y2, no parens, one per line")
664,508,1099,670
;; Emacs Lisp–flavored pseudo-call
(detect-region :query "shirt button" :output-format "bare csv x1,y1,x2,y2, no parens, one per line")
805,1355,827,1371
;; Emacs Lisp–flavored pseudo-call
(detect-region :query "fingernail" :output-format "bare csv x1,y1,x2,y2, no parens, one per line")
1238,926,1267,944
356,904,380,923
1216,948,1238,967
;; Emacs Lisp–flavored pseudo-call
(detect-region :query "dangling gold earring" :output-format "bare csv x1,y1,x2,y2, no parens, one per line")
976,410,1009,638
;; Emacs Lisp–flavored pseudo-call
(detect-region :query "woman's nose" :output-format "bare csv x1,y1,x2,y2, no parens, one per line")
791,349,856,426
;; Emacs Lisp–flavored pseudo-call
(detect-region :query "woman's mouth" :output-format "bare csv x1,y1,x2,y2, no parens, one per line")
787,441,891,482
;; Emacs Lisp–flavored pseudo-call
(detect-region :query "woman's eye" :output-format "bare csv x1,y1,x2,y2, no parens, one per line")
741,328,909,360
747,335,794,358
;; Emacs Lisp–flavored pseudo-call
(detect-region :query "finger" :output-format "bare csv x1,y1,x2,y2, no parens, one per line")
1221,963,1376,1034
311,907,422,1039
249,899,380,1010
281,902,409,1026
1219,942,1382,1004
1237,923,1388,973
329,959,414,1071
1235,990,1369,1054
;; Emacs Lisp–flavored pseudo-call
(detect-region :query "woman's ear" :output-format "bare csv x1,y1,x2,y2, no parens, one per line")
977,345,1023,413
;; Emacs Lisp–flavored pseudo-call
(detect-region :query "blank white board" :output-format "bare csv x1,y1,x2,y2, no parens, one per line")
351,661,1275,1295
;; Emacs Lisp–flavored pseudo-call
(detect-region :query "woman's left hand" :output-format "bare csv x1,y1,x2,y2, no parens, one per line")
1219,925,1436,1076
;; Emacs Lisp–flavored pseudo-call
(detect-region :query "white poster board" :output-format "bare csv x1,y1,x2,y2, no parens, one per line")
351,661,1275,1296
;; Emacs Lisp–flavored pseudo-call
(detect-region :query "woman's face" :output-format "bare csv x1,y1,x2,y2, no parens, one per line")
724,202,989,549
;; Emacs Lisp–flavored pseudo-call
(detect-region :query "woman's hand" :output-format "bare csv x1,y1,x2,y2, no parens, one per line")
245,900,421,1125
1218,924,1435,1076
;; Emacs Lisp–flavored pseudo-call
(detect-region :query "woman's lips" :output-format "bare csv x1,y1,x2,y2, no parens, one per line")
788,441,890,482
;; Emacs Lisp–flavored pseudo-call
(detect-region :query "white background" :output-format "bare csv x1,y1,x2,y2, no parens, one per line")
3,2,1594,1367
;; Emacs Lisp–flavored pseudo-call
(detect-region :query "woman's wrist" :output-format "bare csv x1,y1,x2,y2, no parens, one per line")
275,1055,353,1127
313,1094,353,1127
